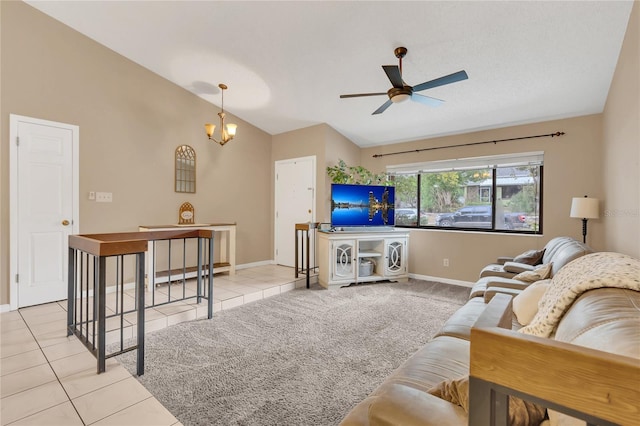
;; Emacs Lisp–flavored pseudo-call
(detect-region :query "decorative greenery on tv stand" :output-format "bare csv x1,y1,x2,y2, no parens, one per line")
326,159,391,185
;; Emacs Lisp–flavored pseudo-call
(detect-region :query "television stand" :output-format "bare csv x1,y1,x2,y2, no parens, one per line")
317,229,409,289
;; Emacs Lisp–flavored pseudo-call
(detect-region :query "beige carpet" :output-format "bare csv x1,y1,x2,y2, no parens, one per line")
117,279,470,426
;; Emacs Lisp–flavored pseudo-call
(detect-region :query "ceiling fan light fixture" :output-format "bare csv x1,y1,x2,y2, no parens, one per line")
340,46,468,115
391,93,411,103
388,86,412,104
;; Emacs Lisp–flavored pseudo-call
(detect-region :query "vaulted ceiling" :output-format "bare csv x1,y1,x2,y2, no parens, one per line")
26,1,634,147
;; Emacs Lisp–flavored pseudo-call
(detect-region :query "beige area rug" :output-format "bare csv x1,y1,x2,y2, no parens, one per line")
117,279,470,426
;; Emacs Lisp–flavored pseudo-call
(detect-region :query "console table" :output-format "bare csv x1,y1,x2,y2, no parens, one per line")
317,229,409,289
139,223,236,285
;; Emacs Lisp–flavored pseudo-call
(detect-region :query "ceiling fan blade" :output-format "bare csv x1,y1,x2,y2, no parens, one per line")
382,65,404,88
411,93,444,107
413,70,469,93
372,99,393,115
340,92,387,98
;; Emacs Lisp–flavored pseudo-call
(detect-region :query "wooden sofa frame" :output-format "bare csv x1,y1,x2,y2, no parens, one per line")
469,294,640,426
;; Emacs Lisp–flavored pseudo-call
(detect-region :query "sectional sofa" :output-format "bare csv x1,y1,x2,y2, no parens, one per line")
340,239,640,426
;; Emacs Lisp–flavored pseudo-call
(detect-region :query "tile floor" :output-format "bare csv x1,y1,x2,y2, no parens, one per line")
0,265,317,426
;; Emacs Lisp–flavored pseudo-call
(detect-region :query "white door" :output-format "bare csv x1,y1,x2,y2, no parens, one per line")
10,115,79,308
274,156,316,267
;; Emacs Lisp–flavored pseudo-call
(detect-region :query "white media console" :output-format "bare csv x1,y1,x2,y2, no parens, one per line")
317,229,410,289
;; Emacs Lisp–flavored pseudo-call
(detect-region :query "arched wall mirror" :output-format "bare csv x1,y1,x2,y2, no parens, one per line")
175,145,196,193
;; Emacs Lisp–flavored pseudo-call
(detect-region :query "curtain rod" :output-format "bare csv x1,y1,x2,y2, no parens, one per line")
372,131,565,158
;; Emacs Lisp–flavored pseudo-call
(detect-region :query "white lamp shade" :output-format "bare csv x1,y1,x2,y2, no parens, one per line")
570,197,599,219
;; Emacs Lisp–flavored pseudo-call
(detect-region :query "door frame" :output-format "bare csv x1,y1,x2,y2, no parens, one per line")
274,155,316,266
9,114,80,310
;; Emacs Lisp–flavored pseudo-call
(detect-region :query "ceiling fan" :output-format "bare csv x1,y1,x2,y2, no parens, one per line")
340,47,468,115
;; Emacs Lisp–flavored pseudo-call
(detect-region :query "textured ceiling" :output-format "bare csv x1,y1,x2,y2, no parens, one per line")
26,1,634,147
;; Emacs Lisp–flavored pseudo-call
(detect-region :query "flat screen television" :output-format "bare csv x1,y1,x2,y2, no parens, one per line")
330,183,395,227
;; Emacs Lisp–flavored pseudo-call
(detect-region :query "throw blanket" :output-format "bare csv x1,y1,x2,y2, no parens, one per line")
519,252,640,337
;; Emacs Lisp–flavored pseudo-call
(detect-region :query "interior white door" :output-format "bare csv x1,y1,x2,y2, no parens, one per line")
274,156,316,267
11,116,78,308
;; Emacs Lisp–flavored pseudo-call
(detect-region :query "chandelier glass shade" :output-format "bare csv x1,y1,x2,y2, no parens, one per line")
205,83,237,146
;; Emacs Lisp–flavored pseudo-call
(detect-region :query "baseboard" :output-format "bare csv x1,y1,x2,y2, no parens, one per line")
409,273,474,288
0,304,11,313
236,260,275,270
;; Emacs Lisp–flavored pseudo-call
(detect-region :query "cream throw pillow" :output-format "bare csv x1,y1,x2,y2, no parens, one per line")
512,279,551,325
513,262,553,283
548,409,586,426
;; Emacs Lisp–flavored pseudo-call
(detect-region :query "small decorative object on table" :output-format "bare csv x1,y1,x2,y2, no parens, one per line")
179,202,195,225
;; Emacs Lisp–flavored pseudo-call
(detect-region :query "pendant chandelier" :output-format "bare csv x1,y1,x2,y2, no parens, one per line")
205,83,237,146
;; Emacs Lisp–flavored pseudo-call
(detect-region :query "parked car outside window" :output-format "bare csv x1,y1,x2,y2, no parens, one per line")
435,205,527,229
395,208,418,226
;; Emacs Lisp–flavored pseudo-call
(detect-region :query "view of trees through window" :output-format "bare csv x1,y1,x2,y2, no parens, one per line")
393,165,542,233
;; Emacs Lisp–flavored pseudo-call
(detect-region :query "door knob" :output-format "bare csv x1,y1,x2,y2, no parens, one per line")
308,209,312,214
61,220,70,226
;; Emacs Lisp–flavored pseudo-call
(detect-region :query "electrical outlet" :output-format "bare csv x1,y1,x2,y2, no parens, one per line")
96,192,113,203
88,191,95,200
443,258,449,267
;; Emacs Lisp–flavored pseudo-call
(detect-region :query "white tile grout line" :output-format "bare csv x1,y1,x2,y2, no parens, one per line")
15,308,91,425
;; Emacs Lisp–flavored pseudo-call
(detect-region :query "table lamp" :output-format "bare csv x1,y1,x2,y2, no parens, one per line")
570,196,599,244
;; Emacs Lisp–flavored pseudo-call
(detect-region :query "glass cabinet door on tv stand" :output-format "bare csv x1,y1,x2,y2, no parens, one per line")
331,240,356,282
317,229,409,289
384,238,408,277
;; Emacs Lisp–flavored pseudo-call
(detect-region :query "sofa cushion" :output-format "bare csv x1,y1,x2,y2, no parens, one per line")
480,237,592,281
503,262,535,274
520,252,640,338
540,237,592,276
512,279,550,326
513,263,552,283
437,297,487,340
546,288,640,426
554,287,640,357
513,249,545,265
470,277,530,299
479,263,520,278
339,383,468,426
375,336,470,394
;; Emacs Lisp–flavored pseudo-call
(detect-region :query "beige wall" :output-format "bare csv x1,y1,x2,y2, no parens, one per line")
271,123,326,229
603,1,640,259
361,115,605,281
271,123,360,224
324,126,361,222
0,1,273,304
1,1,637,305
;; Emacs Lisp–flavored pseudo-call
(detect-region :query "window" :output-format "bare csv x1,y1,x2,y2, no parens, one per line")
175,145,196,193
389,152,543,233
